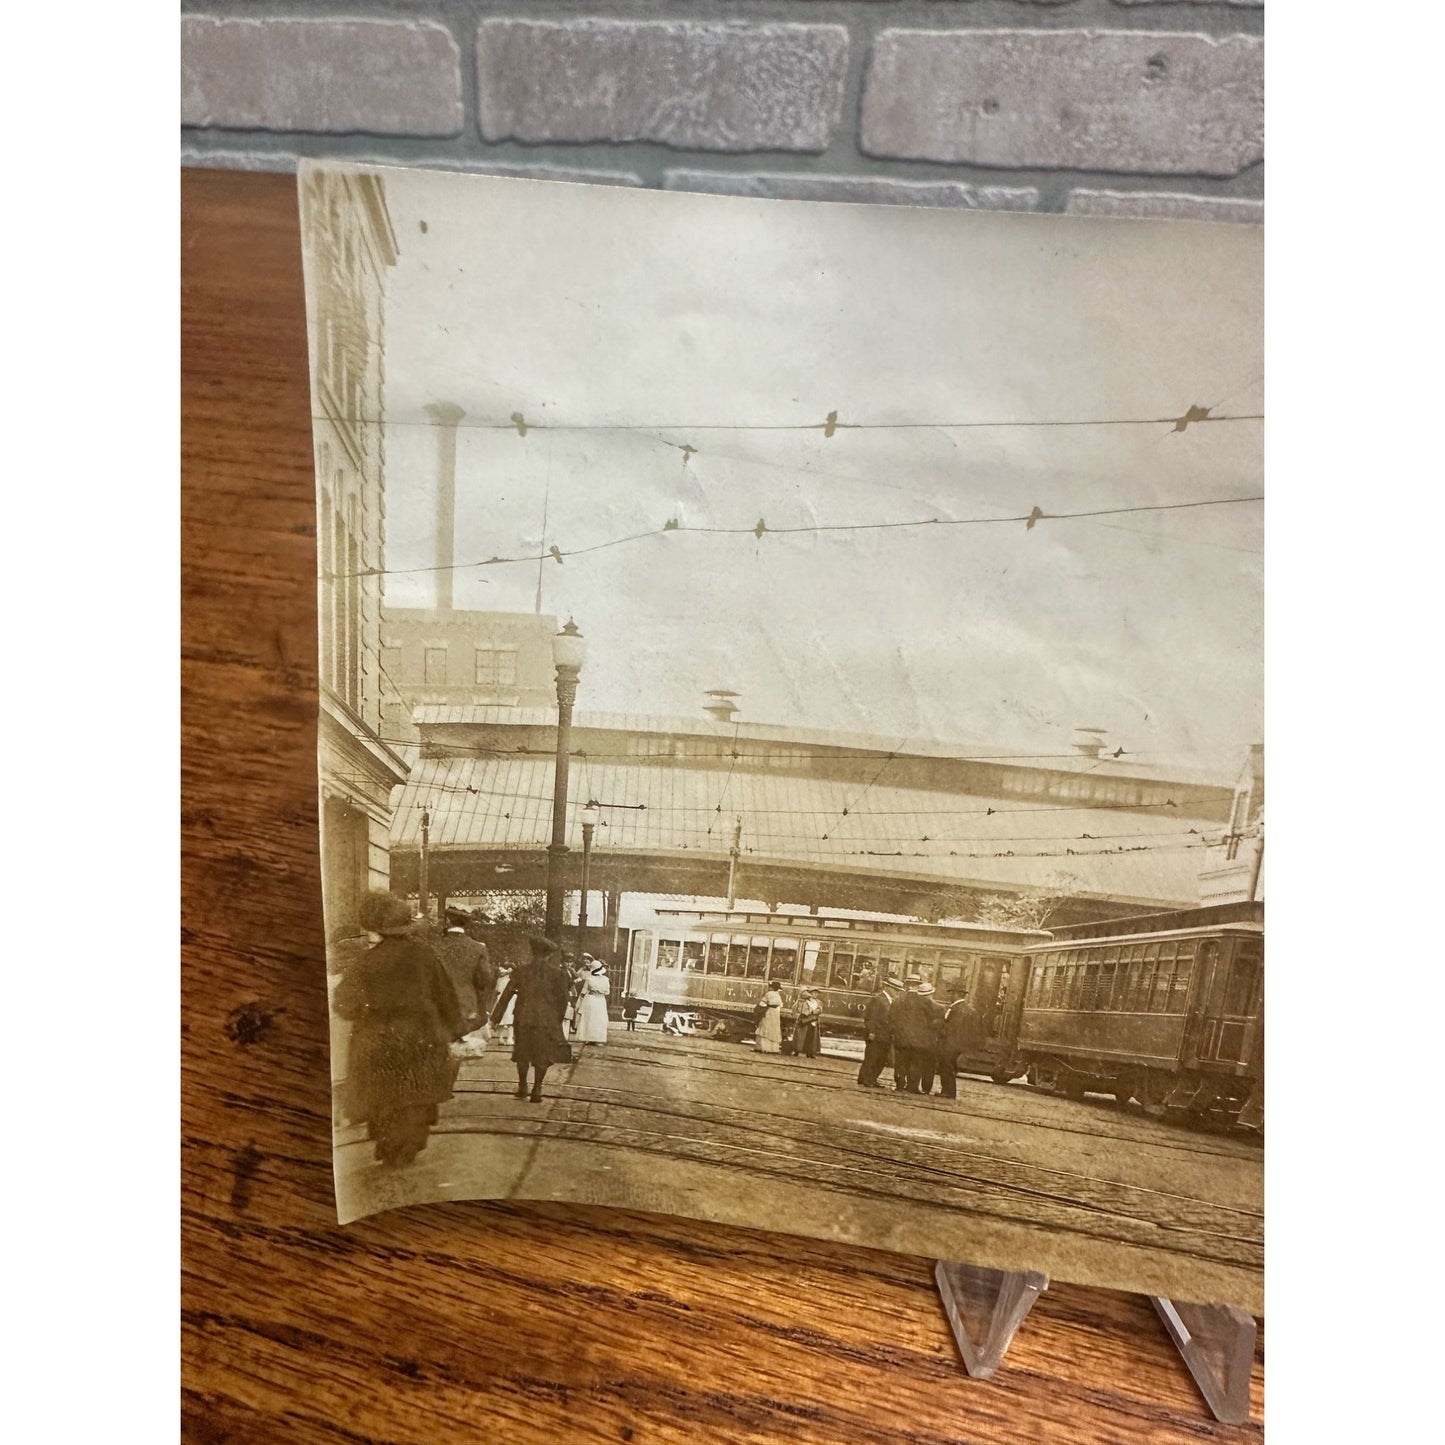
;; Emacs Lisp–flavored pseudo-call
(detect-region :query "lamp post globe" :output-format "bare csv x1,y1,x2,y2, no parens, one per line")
544,620,586,943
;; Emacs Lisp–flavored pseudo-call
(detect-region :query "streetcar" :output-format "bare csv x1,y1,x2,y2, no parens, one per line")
626,908,1047,1080
1012,902,1264,1127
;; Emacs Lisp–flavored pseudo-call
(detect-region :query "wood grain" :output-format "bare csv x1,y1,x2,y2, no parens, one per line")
181,167,1263,1444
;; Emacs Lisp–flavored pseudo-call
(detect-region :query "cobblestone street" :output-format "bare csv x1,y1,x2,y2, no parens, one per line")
336,1025,1263,1311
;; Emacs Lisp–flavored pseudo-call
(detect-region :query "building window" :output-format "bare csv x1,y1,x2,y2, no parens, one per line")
475,646,518,687
424,647,448,685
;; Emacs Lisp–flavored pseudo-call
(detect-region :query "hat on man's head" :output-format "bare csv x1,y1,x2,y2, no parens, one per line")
444,906,471,928
360,891,412,936
917,981,936,997
903,973,923,989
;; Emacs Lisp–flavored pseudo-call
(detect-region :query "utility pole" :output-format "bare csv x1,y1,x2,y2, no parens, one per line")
726,815,742,908
418,808,431,923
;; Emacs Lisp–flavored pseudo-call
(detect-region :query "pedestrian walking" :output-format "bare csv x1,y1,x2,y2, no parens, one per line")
491,935,573,1102
435,907,497,1055
857,977,898,1089
791,987,823,1058
754,982,785,1054
621,994,648,1031
574,958,611,1045
331,892,462,1167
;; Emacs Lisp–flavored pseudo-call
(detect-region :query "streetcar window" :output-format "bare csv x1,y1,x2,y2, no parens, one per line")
800,941,824,985
1079,963,1100,1010
1144,942,1161,964
1151,960,1176,1012
1171,954,1195,1010
829,944,856,990
1099,960,1118,1009
657,939,681,971
630,930,654,969
1134,960,1154,1011
937,951,968,997
1224,943,1261,1016
681,940,706,973
705,934,728,974
853,951,880,995
727,936,749,977
906,952,935,987
879,953,904,982
770,938,800,985
747,936,771,979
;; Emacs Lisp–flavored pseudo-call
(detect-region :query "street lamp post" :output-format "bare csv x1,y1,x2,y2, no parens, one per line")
544,620,587,943
577,800,601,948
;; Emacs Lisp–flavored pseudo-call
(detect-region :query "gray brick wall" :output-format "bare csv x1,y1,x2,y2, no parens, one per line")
181,2,1264,222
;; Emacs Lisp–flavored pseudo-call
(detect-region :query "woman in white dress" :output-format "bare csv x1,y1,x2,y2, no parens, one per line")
491,964,516,1047
574,960,611,1045
754,983,784,1054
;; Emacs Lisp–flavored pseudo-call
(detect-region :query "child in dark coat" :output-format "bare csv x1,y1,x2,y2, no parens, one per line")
621,995,648,1031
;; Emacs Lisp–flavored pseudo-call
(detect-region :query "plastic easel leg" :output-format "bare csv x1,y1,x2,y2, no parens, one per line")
934,1260,1048,1380
1151,1296,1257,1424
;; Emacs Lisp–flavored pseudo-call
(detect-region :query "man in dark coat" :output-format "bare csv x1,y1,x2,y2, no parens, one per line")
491,934,573,1102
332,892,463,1166
937,990,983,1100
891,978,944,1095
857,978,898,1089
435,907,497,1039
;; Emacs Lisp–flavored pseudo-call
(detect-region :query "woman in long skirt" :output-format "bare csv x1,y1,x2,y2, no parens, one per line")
755,983,784,1054
792,988,823,1058
332,892,462,1167
574,959,611,1045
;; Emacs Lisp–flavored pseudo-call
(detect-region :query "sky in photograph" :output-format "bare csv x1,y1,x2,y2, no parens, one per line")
360,166,1263,771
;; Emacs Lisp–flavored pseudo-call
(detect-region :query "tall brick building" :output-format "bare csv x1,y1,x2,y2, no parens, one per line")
301,167,411,938
378,608,561,744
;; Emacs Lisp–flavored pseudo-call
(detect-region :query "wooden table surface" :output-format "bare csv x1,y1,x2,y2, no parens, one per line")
181,167,1263,1444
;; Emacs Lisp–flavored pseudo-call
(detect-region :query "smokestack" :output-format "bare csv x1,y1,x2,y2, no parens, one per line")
1072,726,1108,759
704,690,740,723
425,402,465,609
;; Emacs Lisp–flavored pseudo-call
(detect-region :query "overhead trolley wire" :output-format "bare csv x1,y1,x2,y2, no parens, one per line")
321,494,1264,581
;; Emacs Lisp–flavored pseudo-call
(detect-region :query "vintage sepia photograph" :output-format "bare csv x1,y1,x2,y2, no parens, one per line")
301,160,1263,1313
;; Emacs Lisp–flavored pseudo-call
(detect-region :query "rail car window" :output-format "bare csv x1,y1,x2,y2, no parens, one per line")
1224,942,1262,1016
1099,960,1118,1009
726,937,749,977
1078,962,1100,1010
829,944,856,989
657,939,681,971
681,940,706,974
630,931,654,970
800,941,824,986
937,952,969,1000
1171,954,1195,1010
1149,959,1174,1012
879,952,904,981
705,935,728,973
853,952,880,995
1130,960,1153,1011
906,952,936,987
747,937,771,979
770,938,800,985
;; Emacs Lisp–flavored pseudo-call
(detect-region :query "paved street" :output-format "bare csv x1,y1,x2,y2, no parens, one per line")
335,1025,1264,1311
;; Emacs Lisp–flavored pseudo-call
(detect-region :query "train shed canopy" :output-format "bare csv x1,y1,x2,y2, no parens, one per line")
389,709,1238,922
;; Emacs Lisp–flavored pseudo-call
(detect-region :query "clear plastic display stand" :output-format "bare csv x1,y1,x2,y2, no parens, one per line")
934,1260,1048,1380
1149,1296,1257,1425
935,1263,1257,1424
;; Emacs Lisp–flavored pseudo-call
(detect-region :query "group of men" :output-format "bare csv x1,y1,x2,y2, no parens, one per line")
857,975,984,1099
